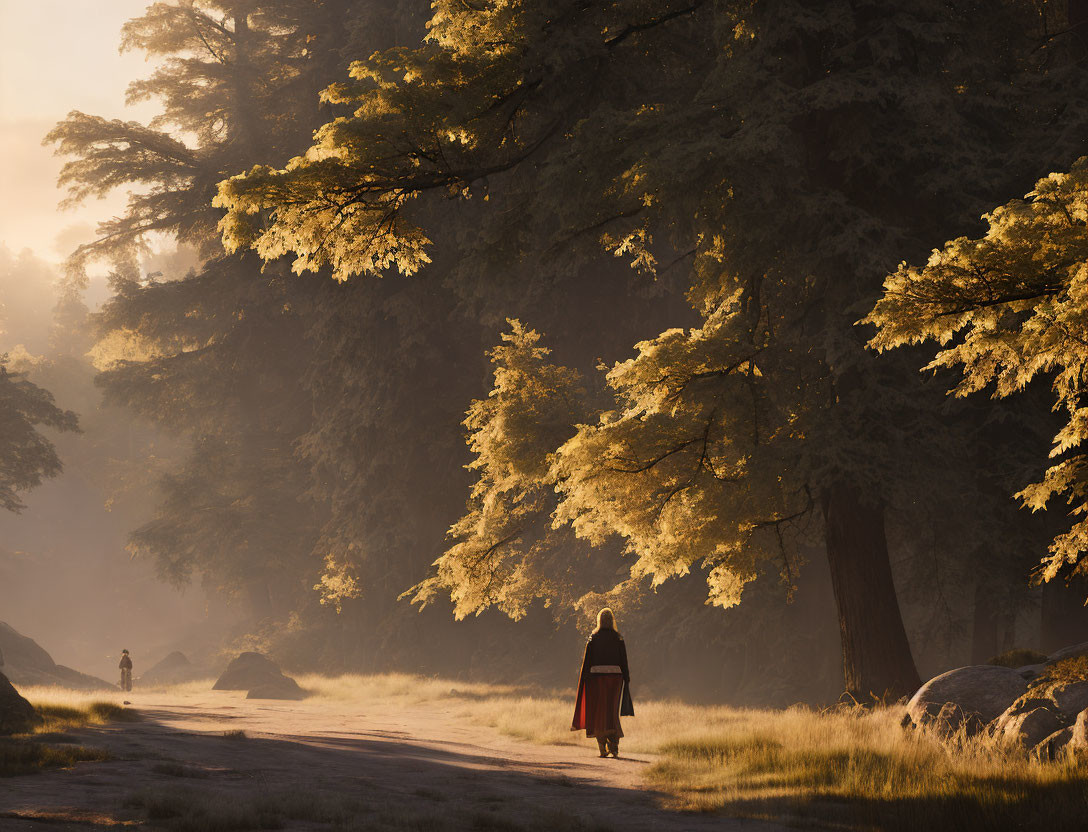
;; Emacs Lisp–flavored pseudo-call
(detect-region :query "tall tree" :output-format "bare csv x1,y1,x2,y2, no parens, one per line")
216,0,1080,697
866,156,1088,598
43,0,390,622
0,362,78,513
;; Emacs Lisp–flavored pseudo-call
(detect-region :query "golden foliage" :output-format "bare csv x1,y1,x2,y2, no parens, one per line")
409,321,586,619
553,294,810,608
865,157,1088,583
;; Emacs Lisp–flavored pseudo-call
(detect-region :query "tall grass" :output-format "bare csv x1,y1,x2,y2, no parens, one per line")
300,674,1088,830
646,705,1088,830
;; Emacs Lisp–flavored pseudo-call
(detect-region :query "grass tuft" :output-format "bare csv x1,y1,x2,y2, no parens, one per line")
0,739,110,777
32,702,138,735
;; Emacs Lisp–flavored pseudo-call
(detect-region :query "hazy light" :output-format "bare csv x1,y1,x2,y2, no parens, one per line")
0,0,159,259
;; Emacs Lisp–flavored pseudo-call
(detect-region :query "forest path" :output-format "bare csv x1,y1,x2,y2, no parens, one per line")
2,689,795,831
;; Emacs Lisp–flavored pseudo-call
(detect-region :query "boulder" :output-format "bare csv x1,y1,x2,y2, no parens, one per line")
993,703,1065,749
1047,641,1088,664
0,621,113,690
215,652,307,700
1034,709,1088,760
213,652,308,700
246,676,307,701
139,651,207,687
1034,726,1072,761
1016,664,1046,681
213,652,296,692
922,702,986,736
0,672,41,735
1050,680,1088,716
1070,708,1088,752
907,665,1027,728
1025,656,1088,717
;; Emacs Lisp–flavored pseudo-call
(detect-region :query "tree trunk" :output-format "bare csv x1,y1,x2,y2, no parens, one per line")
822,482,920,702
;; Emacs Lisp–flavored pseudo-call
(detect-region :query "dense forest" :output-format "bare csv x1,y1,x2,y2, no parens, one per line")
9,0,1088,705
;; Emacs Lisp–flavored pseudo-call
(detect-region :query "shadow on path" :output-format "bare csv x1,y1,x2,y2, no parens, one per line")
2,705,793,832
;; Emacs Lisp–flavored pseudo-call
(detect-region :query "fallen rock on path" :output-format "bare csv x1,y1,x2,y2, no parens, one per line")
213,652,285,691
214,652,307,700
246,677,307,700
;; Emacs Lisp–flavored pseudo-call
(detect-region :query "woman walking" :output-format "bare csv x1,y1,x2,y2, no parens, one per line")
572,608,633,757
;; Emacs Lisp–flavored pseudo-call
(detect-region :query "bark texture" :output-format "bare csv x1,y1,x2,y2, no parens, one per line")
823,482,921,701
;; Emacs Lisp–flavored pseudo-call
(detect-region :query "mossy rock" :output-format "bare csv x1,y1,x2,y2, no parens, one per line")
988,648,1048,668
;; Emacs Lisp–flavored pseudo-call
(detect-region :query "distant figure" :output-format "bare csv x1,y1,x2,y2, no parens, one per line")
119,649,133,692
571,608,633,758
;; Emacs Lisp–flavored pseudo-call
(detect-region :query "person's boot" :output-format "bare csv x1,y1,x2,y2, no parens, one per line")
608,737,619,758
596,737,608,757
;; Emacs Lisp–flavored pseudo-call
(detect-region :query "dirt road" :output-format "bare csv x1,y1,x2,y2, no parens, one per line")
2,690,792,830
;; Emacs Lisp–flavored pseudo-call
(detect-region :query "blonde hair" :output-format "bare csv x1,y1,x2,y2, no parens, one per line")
594,608,619,635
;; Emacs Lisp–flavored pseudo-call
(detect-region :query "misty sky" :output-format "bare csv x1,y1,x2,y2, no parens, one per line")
0,1,157,260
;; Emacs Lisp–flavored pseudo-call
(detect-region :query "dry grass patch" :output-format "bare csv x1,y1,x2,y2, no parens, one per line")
299,672,747,755
0,687,139,777
456,695,755,755
294,671,525,704
647,705,1088,831
240,673,1088,829
0,739,110,777
18,685,139,734
32,701,138,735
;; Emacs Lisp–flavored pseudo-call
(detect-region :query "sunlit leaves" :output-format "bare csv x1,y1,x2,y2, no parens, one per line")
866,157,1088,582
554,296,811,609
410,321,587,619
215,0,717,280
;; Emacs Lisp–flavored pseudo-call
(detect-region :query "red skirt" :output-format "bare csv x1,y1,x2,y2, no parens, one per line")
572,673,624,738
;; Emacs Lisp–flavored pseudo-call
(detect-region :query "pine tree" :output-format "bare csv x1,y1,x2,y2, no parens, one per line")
0,362,78,513
409,320,595,620
866,156,1088,593
216,0,1086,698
43,1,397,620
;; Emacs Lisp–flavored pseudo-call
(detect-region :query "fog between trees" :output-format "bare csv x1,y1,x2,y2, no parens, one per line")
7,0,1088,703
